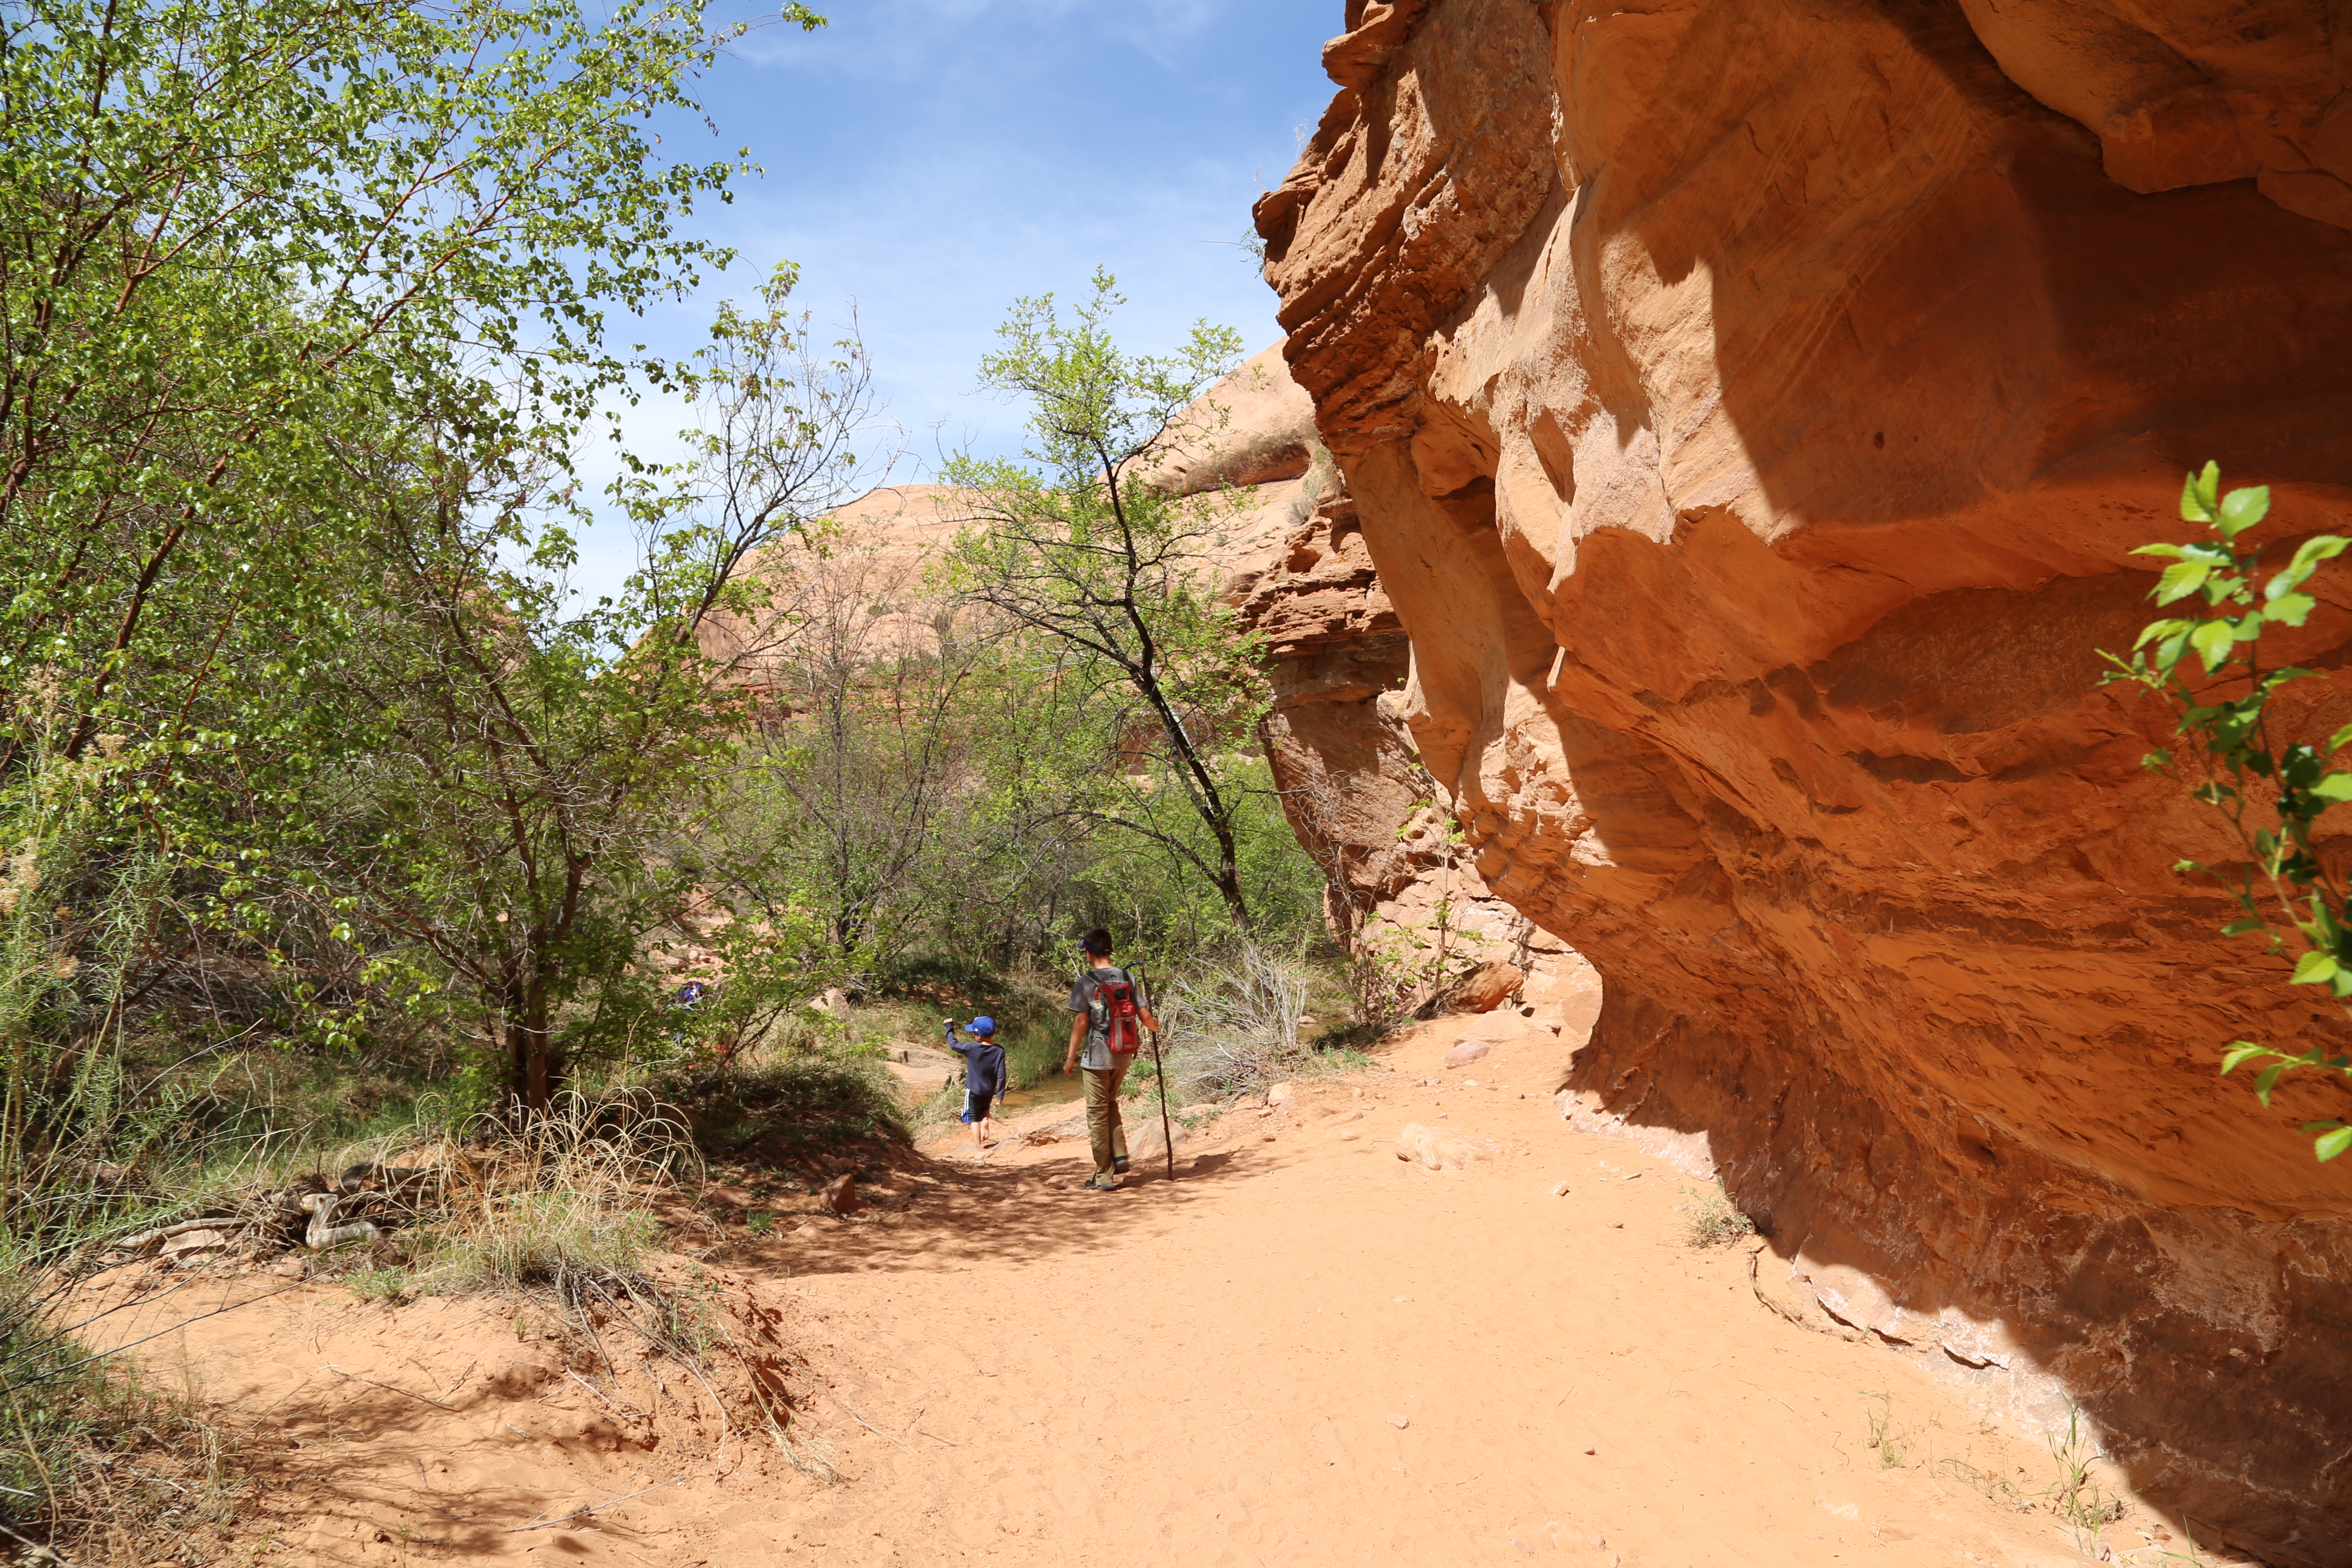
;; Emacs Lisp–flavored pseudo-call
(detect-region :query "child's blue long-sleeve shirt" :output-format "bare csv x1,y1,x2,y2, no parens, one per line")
945,1026,1007,1099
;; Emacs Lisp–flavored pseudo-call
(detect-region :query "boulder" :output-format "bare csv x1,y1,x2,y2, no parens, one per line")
1435,961,1522,1015
1125,1115,1191,1168
1441,1041,1492,1069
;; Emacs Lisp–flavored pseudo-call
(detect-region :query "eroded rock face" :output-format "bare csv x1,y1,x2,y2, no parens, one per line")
1199,352,1596,1020
1259,1,2352,1558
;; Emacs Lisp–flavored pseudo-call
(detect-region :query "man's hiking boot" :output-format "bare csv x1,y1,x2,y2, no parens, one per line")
1112,1156,1130,1175
1081,1176,1120,1192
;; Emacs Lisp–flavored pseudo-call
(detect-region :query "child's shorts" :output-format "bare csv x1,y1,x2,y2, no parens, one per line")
962,1092,993,1124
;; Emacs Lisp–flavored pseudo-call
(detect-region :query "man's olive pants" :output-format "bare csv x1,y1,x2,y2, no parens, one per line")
1083,1060,1130,1183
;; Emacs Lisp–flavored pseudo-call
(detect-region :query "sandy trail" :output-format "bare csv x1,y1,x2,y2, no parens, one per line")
99,1019,2199,1566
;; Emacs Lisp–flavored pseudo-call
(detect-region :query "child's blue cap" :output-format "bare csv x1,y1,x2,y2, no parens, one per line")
968,1016,995,1035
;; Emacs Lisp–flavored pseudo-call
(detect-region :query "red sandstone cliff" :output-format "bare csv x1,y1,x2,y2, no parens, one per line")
1256,2,2352,1560
1171,349,1599,1023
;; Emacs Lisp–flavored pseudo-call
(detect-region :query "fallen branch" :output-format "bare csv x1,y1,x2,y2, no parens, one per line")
324,1365,454,1410
505,1474,686,1533
110,1218,234,1254
827,1390,909,1453
0,1518,71,1565
566,1368,648,1421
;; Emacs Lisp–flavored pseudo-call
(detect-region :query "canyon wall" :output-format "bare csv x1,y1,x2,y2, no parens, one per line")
1188,349,1598,1022
1255,1,2352,1560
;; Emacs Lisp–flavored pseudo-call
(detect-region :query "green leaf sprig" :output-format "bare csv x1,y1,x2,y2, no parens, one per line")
2104,462,2352,1160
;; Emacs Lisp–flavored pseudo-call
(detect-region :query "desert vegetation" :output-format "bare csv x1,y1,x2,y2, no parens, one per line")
0,0,1360,1553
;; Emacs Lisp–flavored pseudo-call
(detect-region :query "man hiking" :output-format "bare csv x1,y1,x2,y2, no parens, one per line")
944,1014,1007,1150
1065,928,1160,1191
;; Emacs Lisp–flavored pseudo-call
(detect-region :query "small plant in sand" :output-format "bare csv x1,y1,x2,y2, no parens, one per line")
2040,1399,2124,1550
346,1268,411,1307
1861,1385,1911,1469
1679,1179,1755,1247
1937,1456,2034,1513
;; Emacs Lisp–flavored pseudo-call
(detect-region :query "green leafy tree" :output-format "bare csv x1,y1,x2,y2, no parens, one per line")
719,527,1005,974
710,511,1144,981
941,271,1271,931
2104,462,2352,1159
242,269,879,1109
0,0,823,1090
1,0,814,762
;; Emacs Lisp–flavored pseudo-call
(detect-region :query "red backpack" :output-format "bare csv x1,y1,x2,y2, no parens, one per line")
1089,968,1143,1057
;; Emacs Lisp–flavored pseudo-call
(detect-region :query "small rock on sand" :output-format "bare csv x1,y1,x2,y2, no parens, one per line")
1395,1123,1483,1170
1442,1041,1492,1069
821,1174,859,1216
1127,1117,1190,1165
1388,1414,1409,1429
1550,1181,1571,1197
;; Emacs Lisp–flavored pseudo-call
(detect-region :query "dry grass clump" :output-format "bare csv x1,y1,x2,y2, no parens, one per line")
1680,1179,1757,1247
0,1277,246,1562
1161,945,1363,1103
390,1090,695,1299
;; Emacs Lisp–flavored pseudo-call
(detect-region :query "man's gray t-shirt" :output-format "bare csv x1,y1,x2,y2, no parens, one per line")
1068,966,1143,1071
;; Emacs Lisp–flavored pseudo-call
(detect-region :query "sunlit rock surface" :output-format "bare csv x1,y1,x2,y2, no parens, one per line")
1255,1,2352,1558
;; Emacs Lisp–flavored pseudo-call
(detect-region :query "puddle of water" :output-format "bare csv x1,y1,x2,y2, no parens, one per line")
998,1076,1084,1111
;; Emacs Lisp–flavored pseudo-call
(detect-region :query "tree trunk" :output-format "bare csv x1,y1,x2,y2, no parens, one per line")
1207,802,1255,932
507,970,561,1113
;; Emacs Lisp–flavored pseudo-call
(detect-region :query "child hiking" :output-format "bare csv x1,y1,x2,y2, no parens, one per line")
1064,928,1160,1191
944,1014,1008,1150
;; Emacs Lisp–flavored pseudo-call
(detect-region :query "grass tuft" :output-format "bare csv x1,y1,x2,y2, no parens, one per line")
0,1283,245,1555
1160,944,1366,1102
403,1090,692,1297
1680,1179,1757,1247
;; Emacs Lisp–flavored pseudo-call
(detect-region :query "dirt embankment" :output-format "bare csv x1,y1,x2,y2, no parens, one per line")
84,1011,2272,1567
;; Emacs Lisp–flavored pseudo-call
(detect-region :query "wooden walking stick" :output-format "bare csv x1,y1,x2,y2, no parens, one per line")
1133,962,1177,1182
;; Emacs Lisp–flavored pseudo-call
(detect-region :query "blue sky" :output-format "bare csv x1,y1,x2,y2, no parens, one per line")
574,0,1341,595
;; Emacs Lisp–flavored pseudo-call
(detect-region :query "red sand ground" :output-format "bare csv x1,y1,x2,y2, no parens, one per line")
94,1017,2229,1567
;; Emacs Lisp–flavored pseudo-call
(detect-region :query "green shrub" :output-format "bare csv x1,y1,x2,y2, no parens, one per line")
657,1050,912,1163
1160,944,1366,1102
2103,462,2352,1158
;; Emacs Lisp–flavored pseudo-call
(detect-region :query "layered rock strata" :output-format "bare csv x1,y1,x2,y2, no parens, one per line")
1256,1,2352,1559
1191,353,1597,1023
